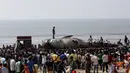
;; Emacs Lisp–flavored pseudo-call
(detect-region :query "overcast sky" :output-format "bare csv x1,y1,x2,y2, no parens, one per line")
0,0,130,20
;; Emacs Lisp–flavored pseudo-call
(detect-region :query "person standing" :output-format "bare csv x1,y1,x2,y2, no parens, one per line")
51,52,58,73
124,35,129,46
88,35,93,46
10,57,16,73
85,54,91,73
52,26,55,39
91,54,99,73
98,51,103,70
42,53,47,73
59,52,67,73
57,59,66,73
15,59,24,73
108,60,118,73
1,63,9,73
81,54,85,69
69,56,77,73
27,58,34,73
21,63,30,73
102,52,109,73
100,37,104,45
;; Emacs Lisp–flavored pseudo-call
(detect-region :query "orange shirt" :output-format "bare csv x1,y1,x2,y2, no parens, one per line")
24,65,30,73
115,62,124,67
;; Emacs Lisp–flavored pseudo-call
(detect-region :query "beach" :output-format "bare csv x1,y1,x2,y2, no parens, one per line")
0,0,130,72
0,19,130,73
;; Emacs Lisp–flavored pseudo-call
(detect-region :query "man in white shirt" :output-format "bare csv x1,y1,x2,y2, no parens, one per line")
10,57,16,73
91,54,99,73
102,52,108,72
15,60,22,73
88,35,93,46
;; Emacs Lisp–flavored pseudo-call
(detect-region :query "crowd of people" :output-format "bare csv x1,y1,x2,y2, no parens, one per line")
0,35,130,73
0,45,130,73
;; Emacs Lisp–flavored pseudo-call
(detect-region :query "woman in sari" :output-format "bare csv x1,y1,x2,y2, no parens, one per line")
21,60,30,73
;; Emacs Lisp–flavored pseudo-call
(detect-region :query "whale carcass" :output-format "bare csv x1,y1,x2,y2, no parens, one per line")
42,35,85,49
42,35,118,49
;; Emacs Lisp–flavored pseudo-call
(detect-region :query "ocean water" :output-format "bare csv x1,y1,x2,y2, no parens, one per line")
0,19,130,47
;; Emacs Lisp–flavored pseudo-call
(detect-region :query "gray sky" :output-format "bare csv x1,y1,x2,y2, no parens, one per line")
0,0,130,20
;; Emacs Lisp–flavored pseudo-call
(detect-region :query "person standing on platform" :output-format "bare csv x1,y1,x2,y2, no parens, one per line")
124,35,129,46
100,37,104,45
88,35,93,46
52,27,55,39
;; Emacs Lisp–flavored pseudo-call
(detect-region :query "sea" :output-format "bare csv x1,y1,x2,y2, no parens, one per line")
0,19,130,47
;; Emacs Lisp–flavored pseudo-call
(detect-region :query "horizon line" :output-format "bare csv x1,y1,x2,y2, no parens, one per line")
0,33,130,37
0,18,130,21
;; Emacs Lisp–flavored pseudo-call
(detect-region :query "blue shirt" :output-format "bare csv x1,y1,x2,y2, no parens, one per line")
60,54,67,60
1,67,9,73
27,61,34,72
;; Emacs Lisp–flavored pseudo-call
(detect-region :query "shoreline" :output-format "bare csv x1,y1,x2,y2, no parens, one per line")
0,34,129,48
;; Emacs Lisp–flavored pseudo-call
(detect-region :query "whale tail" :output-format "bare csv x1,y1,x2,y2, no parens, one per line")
62,35,73,38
